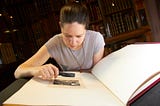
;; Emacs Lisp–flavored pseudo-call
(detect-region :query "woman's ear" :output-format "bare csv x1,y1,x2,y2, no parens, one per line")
59,22,63,32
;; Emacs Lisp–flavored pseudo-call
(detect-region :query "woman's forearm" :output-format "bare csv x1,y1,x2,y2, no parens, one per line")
14,65,40,79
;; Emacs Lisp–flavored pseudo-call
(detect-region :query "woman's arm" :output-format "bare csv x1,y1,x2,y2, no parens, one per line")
14,45,59,79
93,47,104,65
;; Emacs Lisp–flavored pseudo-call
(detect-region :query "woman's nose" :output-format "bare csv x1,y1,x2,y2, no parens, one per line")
70,37,77,45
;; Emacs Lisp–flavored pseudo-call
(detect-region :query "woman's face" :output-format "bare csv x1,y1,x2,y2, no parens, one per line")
60,22,86,50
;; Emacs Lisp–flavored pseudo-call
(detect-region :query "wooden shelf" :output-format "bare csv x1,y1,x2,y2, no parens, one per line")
105,27,151,45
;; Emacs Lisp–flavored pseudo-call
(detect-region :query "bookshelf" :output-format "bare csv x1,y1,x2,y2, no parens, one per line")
104,27,151,55
99,0,136,37
0,0,152,62
69,0,152,55
0,0,66,61
132,0,149,27
94,0,151,55
86,0,106,36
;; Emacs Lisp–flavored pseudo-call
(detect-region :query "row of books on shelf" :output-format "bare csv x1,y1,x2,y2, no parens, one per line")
40,15,60,37
84,0,97,3
100,0,132,15
0,43,16,64
6,0,65,26
50,0,66,12
88,1,102,21
36,0,52,16
0,0,27,6
14,13,59,42
7,2,38,25
89,23,106,37
12,14,61,59
106,12,137,37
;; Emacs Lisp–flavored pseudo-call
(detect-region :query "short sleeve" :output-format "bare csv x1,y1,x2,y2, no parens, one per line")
94,32,105,54
44,34,62,58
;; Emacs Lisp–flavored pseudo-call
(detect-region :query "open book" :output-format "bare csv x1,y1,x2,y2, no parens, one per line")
3,44,160,106
92,43,160,105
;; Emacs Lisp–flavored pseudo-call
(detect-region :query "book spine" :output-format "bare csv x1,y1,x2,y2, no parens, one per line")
119,13,126,33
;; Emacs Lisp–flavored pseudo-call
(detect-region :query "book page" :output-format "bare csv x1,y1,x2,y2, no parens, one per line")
129,73,160,101
4,72,124,106
92,44,160,105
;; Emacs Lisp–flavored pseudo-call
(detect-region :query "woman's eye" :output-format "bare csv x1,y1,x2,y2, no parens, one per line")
76,35,82,38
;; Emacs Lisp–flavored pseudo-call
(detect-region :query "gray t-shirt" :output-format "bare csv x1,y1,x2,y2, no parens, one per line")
45,30,105,71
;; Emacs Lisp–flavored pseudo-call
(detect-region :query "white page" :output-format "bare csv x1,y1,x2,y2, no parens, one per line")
92,44,160,104
129,73,160,101
4,72,124,106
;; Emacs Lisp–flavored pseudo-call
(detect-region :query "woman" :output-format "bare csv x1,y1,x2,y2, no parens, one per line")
14,2,105,80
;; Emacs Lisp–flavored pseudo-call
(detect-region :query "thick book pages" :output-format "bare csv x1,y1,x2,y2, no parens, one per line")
92,43,160,105
3,73,124,106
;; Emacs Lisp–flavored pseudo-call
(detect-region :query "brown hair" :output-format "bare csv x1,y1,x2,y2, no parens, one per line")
60,2,89,28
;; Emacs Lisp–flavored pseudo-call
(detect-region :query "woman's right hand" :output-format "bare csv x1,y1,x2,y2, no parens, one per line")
35,64,59,80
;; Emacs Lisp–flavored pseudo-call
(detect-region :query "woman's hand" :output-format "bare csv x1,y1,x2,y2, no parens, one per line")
36,64,59,80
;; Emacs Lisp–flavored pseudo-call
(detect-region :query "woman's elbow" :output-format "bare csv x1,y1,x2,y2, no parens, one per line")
14,67,21,79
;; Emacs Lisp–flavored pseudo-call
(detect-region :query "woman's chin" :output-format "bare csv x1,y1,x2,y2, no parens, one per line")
69,46,80,50
70,47,77,50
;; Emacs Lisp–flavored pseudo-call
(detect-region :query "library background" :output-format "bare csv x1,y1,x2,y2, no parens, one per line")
0,0,159,91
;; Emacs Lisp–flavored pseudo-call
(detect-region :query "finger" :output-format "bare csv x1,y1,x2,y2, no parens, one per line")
49,64,59,78
39,69,47,79
43,64,57,79
46,65,55,78
39,64,59,79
